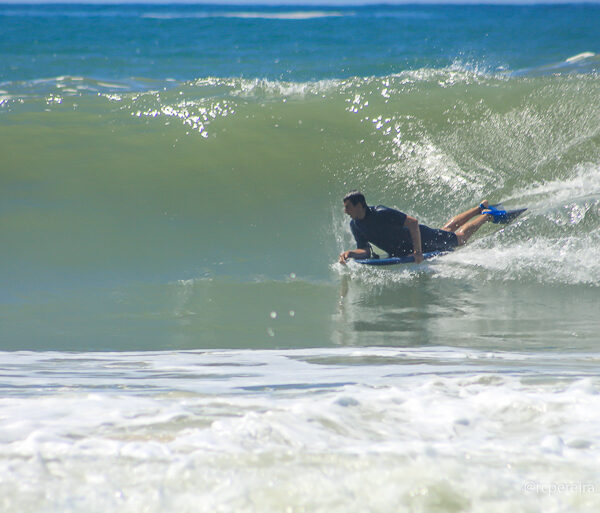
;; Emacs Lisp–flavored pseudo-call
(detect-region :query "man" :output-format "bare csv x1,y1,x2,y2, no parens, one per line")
339,191,492,265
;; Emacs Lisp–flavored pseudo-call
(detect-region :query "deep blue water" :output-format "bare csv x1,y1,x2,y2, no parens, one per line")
1,4,599,83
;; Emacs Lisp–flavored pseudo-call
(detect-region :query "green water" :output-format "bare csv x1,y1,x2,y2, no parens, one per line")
2,72,600,350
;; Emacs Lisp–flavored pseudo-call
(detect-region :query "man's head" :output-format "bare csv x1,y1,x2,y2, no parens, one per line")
343,190,367,220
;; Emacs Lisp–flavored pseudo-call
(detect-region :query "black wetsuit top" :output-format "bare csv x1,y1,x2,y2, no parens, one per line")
350,205,458,257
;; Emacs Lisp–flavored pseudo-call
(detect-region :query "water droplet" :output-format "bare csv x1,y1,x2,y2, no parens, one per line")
270,311,277,319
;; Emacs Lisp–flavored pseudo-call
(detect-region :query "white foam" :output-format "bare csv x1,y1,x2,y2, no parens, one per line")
142,11,349,20
228,76,342,99
222,11,347,20
2,348,600,511
505,163,600,209
95,81,130,90
566,52,596,63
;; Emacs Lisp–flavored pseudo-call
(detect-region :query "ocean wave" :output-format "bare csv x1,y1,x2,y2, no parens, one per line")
2,59,594,104
141,10,350,20
3,69,600,356
516,51,600,76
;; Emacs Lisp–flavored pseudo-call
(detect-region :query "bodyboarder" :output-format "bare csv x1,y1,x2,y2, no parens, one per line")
339,191,496,265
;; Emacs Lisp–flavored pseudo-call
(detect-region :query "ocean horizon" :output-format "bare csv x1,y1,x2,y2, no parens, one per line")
2,0,600,4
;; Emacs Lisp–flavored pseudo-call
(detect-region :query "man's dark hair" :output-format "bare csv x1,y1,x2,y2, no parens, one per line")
343,190,367,208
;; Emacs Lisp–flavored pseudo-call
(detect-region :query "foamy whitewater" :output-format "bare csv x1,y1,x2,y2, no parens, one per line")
1,4,600,511
3,349,600,512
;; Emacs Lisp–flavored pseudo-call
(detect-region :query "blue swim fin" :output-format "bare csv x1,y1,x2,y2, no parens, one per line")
480,203,527,224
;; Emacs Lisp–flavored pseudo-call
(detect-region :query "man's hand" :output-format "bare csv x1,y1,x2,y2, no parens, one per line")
339,248,370,265
339,251,352,265
413,251,424,264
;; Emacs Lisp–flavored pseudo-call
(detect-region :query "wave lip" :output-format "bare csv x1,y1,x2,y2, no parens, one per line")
566,52,596,63
516,51,600,76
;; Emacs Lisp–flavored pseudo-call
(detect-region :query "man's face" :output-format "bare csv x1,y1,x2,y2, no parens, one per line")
343,200,363,220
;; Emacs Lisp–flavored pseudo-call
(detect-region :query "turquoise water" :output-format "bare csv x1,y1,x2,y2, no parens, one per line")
2,4,600,511
2,4,600,81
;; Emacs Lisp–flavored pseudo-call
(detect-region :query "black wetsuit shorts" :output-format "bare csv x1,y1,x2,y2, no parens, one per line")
391,225,458,256
413,225,458,255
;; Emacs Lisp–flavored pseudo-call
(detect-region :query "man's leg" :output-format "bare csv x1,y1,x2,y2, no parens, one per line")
455,212,492,245
442,200,489,232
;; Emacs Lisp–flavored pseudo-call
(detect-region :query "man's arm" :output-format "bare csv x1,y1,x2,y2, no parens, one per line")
339,221,371,265
339,248,370,265
404,215,424,264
